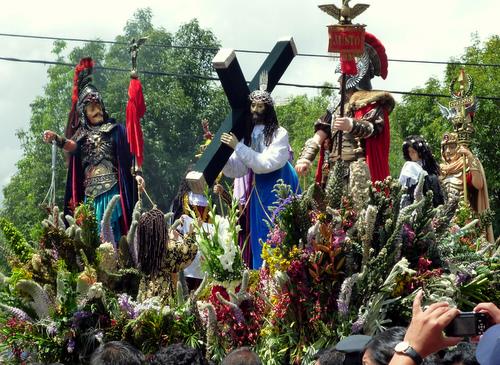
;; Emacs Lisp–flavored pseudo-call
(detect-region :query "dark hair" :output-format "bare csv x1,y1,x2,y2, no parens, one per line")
243,103,279,147
148,343,209,365
442,342,479,365
314,347,346,365
364,327,406,365
402,135,440,176
90,341,144,365
221,347,262,365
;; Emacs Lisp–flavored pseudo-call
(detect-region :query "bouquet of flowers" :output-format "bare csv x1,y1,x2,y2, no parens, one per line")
191,197,244,282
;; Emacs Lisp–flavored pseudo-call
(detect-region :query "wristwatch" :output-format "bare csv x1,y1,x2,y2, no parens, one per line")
394,342,423,365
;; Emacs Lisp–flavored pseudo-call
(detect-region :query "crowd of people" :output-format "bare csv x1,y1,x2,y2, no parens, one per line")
35,295,498,365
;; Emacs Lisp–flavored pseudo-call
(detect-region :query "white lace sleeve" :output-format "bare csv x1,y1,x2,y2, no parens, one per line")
233,127,290,174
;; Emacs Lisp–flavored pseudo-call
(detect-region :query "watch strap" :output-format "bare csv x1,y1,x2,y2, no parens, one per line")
399,345,423,365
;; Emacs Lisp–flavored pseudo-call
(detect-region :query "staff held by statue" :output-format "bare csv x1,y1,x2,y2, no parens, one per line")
319,0,369,156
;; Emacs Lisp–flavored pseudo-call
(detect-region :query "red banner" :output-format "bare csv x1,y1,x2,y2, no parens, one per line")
327,25,365,55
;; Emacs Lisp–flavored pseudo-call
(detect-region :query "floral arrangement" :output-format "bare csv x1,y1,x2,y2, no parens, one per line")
191,196,244,282
0,161,498,365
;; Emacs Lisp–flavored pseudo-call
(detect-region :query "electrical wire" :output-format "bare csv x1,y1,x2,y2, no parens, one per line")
1,32,499,68
1,56,499,101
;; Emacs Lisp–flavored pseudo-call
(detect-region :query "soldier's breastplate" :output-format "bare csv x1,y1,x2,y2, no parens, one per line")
81,131,118,197
442,171,463,198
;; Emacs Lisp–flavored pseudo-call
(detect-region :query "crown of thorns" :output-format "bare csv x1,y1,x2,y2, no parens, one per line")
249,90,274,106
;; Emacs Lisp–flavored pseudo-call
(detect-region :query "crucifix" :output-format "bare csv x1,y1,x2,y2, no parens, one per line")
186,38,297,193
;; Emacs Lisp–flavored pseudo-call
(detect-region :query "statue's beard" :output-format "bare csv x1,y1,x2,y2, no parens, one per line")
252,112,265,124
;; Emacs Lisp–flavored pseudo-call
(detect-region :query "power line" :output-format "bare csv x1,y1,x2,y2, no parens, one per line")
1,56,500,102
1,32,500,68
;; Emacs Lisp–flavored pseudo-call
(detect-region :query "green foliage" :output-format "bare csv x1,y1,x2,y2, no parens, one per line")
277,94,329,187
1,8,229,239
0,218,33,263
391,35,500,236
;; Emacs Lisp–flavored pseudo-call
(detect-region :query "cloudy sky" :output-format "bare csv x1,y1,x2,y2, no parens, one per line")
0,0,498,201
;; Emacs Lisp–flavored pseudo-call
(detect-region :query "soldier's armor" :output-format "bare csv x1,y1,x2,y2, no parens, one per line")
315,98,385,165
73,122,118,198
441,168,465,200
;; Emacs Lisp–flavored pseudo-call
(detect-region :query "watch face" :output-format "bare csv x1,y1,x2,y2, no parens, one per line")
395,341,410,352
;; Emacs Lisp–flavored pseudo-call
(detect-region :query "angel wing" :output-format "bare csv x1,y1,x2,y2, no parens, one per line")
465,100,479,114
318,4,341,21
350,4,370,19
437,102,453,121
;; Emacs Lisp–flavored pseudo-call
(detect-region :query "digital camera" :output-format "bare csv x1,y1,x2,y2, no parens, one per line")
444,312,491,337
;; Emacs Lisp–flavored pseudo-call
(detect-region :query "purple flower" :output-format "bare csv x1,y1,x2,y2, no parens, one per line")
67,338,76,353
47,323,58,336
351,318,364,334
266,227,287,246
455,272,470,285
402,224,415,245
71,311,91,328
332,229,346,249
337,301,348,316
118,293,137,319
271,195,295,223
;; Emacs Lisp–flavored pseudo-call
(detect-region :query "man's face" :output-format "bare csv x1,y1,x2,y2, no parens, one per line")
85,102,104,125
250,101,266,123
442,142,459,163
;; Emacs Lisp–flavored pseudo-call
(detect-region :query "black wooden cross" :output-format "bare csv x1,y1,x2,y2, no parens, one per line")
186,38,297,193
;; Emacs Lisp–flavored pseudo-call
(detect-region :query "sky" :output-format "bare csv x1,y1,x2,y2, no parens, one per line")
0,0,498,202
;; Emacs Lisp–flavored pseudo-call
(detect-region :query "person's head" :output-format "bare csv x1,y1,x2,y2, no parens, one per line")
442,342,479,365
336,32,388,93
403,135,440,175
85,101,105,125
441,133,460,164
313,347,345,365
221,347,262,365
90,341,144,365
148,343,209,365
362,327,406,365
245,88,279,147
335,334,372,365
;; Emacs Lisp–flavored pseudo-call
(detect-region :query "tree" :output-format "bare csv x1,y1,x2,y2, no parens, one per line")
391,34,500,235
276,93,328,187
1,9,228,239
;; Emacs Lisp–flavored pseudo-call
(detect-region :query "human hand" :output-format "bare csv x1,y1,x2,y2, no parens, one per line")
333,117,353,132
43,130,58,143
295,162,311,176
221,132,239,149
456,146,473,158
403,290,462,358
474,302,500,324
135,175,145,192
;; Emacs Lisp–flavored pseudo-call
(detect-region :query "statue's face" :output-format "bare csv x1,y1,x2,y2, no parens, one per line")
85,102,104,125
408,146,420,162
250,101,266,123
442,142,459,163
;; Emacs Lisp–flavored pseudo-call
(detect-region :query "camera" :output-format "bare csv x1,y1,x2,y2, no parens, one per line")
444,312,491,337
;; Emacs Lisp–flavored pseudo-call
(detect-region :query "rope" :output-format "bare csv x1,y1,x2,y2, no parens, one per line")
41,141,57,209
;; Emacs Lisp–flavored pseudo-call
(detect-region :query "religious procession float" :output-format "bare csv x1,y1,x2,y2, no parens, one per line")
0,1,497,364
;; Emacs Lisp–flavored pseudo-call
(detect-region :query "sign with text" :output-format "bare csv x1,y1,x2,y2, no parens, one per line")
327,25,365,55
